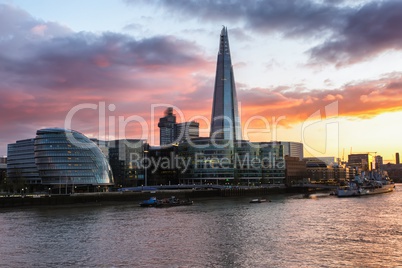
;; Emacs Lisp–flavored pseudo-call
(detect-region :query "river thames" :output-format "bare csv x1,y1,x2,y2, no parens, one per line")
1,186,402,267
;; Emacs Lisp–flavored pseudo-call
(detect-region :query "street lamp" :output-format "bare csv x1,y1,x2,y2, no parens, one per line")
172,143,179,185
144,142,149,187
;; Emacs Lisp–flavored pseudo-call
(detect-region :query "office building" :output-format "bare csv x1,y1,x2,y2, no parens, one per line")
259,142,286,185
0,159,7,192
375,155,383,169
158,108,200,146
108,139,146,187
178,139,290,186
174,121,199,143
266,141,303,160
285,156,307,185
210,26,242,141
178,138,236,184
396,153,400,165
0,156,6,190
35,128,114,189
7,138,41,186
7,128,114,193
158,107,176,146
348,153,373,171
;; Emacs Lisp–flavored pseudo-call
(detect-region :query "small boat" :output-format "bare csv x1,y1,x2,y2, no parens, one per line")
155,196,193,207
250,198,268,203
139,197,159,207
139,196,193,207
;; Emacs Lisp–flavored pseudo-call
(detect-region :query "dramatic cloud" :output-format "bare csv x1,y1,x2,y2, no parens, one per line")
130,0,402,66
309,1,402,66
2,2,402,157
129,0,347,37
0,4,212,154
237,72,402,127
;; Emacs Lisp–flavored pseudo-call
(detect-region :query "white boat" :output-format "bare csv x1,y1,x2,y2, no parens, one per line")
250,198,269,203
336,173,395,197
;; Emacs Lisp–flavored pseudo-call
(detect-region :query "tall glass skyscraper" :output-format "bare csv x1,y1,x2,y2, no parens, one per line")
210,26,242,141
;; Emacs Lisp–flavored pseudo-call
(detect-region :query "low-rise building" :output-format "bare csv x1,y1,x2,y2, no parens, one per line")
382,163,402,182
285,156,306,185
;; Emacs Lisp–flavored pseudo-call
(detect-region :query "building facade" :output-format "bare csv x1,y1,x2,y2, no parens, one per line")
158,107,177,146
34,128,114,191
7,128,114,193
176,139,289,186
108,139,146,187
285,156,306,185
273,141,304,160
7,138,41,187
178,138,235,185
175,121,199,143
90,138,109,159
0,162,7,192
382,163,402,182
348,153,373,172
210,26,242,141
259,142,286,185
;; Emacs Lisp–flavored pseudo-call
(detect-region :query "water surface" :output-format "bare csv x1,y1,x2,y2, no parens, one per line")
1,187,402,267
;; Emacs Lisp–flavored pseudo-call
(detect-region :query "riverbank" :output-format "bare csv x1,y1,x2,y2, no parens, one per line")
0,187,295,208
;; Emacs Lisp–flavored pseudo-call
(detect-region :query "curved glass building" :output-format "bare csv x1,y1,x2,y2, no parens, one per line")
34,128,114,187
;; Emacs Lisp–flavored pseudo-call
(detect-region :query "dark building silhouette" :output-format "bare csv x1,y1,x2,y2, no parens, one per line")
158,107,176,146
158,107,200,146
375,155,383,169
396,153,400,164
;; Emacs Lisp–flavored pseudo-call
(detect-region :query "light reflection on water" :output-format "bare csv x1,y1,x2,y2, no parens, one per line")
1,187,402,267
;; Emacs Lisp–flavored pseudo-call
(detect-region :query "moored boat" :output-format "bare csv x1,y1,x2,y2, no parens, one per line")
250,198,270,203
139,197,159,207
155,196,193,207
336,173,395,197
139,196,193,207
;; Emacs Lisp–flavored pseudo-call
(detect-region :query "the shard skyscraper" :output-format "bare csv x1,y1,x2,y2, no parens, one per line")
210,26,242,141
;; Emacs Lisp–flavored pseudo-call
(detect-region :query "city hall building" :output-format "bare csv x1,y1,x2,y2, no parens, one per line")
7,128,114,193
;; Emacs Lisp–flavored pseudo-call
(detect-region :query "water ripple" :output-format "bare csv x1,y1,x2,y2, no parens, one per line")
1,188,402,267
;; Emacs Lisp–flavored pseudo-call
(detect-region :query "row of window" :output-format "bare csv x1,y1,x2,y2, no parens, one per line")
35,151,95,157
35,157,93,164
40,171,102,177
37,163,98,170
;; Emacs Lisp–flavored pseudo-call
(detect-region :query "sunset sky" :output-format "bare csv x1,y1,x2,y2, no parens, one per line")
1,0,402,162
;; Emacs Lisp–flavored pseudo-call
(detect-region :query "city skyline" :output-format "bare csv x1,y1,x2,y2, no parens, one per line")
1,1,402,162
